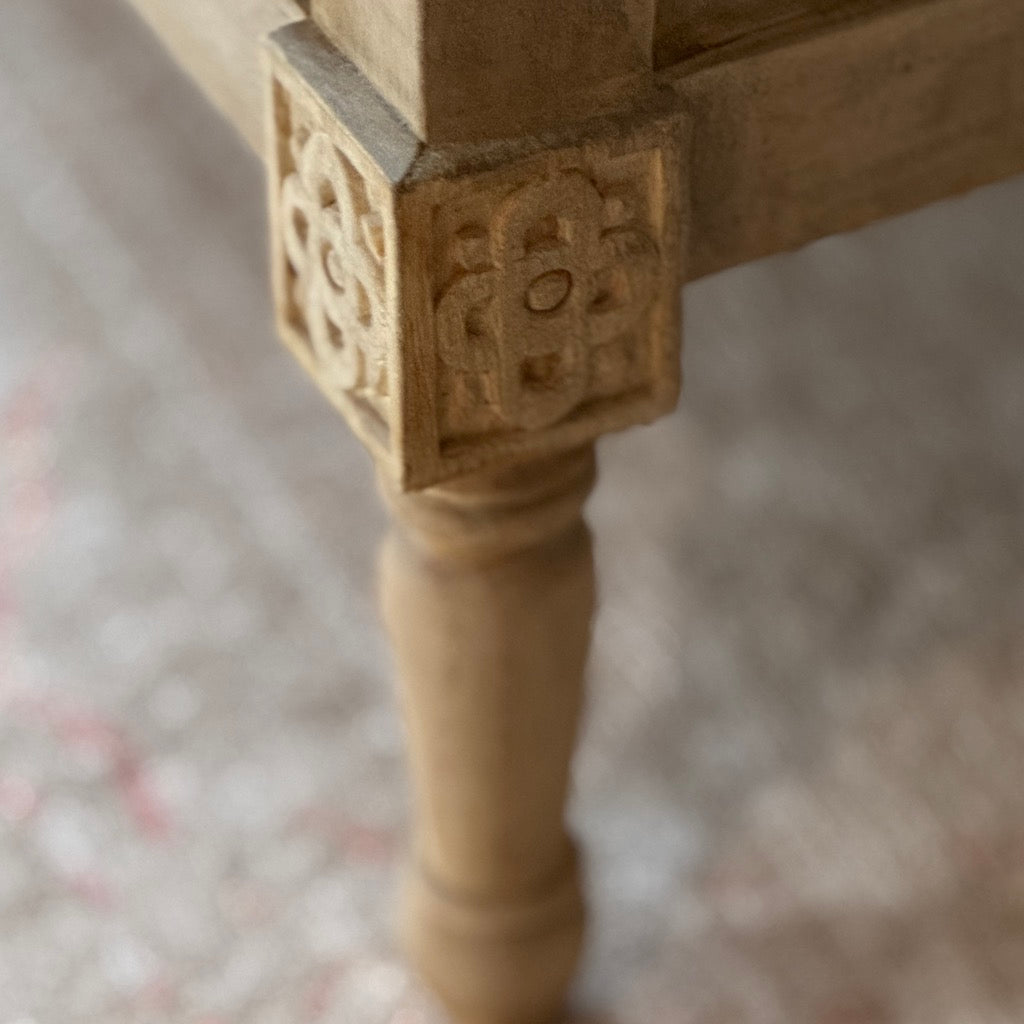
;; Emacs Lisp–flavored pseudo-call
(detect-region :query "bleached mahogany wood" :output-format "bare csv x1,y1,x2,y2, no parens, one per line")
254,4,1024,1019
264,25,684,1019
129,0,1024,276
265,21,687,489
678,0,1024,277
653,0,888,64
379,447,596,1024
120,0,1024,1020
310,0,657,142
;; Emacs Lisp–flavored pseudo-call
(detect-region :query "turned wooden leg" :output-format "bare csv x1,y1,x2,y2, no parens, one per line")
264,23,686,1022
379,446,596,1024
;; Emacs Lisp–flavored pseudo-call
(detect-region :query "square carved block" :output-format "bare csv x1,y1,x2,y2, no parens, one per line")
267,24,687,489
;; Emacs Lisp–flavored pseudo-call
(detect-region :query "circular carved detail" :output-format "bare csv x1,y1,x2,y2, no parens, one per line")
279,127,387,399
525,269,573,313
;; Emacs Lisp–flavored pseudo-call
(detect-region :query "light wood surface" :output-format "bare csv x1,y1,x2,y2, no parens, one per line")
8,2,1024,1019
126,0,1024,277
679,0,1024,276
654,0,886,64
111,0,1024,1020
380,447,596,1024
311,0,655,141
264,14,687,1016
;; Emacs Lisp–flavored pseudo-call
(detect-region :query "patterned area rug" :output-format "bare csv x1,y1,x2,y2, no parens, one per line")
1,3,1023,1022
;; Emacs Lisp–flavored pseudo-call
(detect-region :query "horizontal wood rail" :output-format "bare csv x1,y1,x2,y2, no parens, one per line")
125,0,1024,279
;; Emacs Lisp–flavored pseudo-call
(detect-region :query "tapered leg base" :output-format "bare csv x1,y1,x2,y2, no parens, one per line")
379,447,597,1024
401,854,584,1024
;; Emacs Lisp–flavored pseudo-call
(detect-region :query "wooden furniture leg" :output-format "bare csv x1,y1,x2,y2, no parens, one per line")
263,15,685,1023
380,447,595,1023
116,0,1024,1017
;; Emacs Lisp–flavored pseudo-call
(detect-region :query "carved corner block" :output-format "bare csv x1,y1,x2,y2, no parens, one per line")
266,22,689,490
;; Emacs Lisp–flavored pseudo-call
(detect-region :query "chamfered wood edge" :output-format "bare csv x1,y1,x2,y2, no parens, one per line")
310,0,656,144
265,20,689,490
125,0,1024,278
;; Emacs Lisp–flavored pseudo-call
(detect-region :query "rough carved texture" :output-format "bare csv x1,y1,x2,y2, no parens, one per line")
272,77,393,437
267,25,686,488
131,0,1024,280
414,135,683,483
434,169,662,437
263,29,683,1023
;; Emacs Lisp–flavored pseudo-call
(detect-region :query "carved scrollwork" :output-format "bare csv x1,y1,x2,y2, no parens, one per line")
268,27,683,487
279,120,389,407
436,171,660,436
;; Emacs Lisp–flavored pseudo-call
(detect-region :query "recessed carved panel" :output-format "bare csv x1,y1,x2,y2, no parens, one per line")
431,160,666,442
280,124,388,403
269,73,395,456
267,23,686,489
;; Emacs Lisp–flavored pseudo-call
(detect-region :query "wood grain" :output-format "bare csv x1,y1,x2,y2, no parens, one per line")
125,0,1024,277
266,19,687,488
379,446,596,1024
311,0,656,142
676,0,1024,277
654,0,889,65
109,3,1024,1020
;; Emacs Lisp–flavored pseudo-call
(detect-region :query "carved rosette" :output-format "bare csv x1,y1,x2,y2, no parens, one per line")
280,128,388,400
269,70,396,457
433,168,664,440
267,25,687,489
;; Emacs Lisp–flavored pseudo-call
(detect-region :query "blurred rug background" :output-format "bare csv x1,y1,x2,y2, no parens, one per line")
2,3,1024,1023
